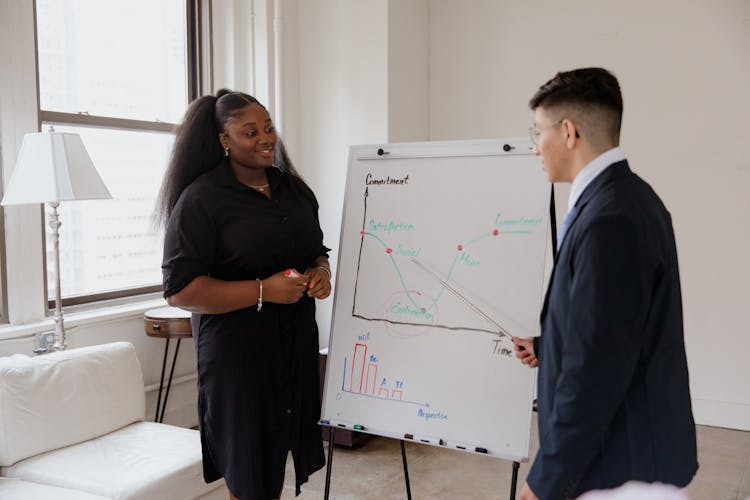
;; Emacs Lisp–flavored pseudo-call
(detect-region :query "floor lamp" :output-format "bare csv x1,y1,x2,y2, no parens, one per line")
1,127,111,351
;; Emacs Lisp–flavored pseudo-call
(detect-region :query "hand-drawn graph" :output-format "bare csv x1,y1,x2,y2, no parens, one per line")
352,186,544,336
322,141,548,462
338,340,430,407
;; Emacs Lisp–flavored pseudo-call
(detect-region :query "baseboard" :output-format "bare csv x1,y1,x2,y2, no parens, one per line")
692,398,750,431
145,376,199,429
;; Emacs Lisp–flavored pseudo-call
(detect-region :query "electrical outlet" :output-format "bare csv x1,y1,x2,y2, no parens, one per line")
36,331,55,353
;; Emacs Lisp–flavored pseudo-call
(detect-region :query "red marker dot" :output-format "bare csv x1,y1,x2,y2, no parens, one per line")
360,230,365,235
492,229,499,236
457,245,463,251
421,308,426,313
386,248,393,254
284,269,291,276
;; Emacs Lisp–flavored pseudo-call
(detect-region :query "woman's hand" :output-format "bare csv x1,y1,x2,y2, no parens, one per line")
263,269,309,304
306,266,332,300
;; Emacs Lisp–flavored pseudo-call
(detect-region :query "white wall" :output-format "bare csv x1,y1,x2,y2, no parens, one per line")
288,0,390,343
388,0,430,142
284,0,750,430
3,0,747,432
427,0,750,430
211,0,272,107
284,0,430,342
0,0,47,324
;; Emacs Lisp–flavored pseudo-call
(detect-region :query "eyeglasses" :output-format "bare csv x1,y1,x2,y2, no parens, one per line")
528,120,563,147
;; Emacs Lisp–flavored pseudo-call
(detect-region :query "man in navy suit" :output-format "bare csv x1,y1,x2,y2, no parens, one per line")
513,68,698,499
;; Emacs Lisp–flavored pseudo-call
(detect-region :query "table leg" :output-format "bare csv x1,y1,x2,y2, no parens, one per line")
159,338,182,423
154,338,171,422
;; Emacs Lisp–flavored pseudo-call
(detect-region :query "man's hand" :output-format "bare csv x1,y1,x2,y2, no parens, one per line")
512,336,538,368
520,482,539,500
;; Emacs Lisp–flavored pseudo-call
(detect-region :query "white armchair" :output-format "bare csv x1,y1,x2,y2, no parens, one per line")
0,342,227,500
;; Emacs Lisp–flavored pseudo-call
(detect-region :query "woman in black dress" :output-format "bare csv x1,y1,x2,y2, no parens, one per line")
157,89,330,499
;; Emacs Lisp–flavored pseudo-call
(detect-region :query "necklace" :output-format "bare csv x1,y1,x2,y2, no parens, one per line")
245,183,270,192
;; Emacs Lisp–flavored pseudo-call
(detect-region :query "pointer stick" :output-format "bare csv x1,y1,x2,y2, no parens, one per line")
410,258,512,339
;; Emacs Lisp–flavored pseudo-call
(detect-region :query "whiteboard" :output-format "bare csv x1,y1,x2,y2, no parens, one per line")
321,138,550,462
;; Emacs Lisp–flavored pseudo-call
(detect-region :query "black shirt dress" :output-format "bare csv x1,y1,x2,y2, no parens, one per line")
162,162,327,499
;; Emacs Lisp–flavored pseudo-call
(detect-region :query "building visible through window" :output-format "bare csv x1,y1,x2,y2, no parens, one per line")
36,0,188,303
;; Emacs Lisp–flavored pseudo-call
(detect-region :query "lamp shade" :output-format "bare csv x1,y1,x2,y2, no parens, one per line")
1,131,111,206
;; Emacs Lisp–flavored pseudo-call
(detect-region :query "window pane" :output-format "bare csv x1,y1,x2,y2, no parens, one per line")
36,0,187,123
45,125,171,299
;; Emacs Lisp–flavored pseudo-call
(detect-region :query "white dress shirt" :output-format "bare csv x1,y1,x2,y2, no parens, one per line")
567,147,626,211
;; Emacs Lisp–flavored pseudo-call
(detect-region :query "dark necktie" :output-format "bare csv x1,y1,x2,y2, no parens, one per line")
556,204,579,251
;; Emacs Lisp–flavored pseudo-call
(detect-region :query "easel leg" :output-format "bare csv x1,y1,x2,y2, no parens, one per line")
510,461,520,500
324,427,336,500
400,440,412,500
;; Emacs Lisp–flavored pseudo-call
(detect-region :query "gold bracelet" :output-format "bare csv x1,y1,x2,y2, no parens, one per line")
316,266,331,278
256,279,263,311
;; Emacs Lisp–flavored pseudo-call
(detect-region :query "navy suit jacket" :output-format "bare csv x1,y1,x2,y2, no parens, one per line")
527,161,698,499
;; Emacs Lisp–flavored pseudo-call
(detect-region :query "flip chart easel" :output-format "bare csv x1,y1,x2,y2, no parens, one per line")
321,138,552,498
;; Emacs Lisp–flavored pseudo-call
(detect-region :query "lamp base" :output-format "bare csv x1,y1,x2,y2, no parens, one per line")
48,201,67,351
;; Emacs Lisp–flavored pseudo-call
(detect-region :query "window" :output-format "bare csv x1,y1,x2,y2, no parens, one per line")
35,0,191,304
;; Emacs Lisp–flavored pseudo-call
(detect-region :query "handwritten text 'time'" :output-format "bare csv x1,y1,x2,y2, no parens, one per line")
492,340,513,357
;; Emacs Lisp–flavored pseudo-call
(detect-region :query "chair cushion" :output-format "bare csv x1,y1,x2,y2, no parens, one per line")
0,342,145,466
0,477,110,499
2,421,224,500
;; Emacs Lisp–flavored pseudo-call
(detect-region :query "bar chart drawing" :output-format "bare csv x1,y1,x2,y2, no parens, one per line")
339,343,427,407
348,343,367,393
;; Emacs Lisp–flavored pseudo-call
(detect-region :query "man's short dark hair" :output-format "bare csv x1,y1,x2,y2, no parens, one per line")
529,67,623,114
529,68,623,148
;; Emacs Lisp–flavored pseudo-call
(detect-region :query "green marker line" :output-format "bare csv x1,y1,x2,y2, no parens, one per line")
465,233,490,247
427,253,460,311
364,216,533,315
389,254,421,308
364,232,389,248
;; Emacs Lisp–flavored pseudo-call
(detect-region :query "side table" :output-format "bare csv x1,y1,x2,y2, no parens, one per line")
144,306,192,423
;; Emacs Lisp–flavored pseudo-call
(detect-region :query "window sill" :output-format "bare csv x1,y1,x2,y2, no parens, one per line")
0,295,168,342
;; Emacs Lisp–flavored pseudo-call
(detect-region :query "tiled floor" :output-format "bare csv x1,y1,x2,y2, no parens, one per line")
281,418,750,499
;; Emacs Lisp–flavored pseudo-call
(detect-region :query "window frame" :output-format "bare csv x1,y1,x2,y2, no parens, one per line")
35,0,202,309
0,212,7,322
